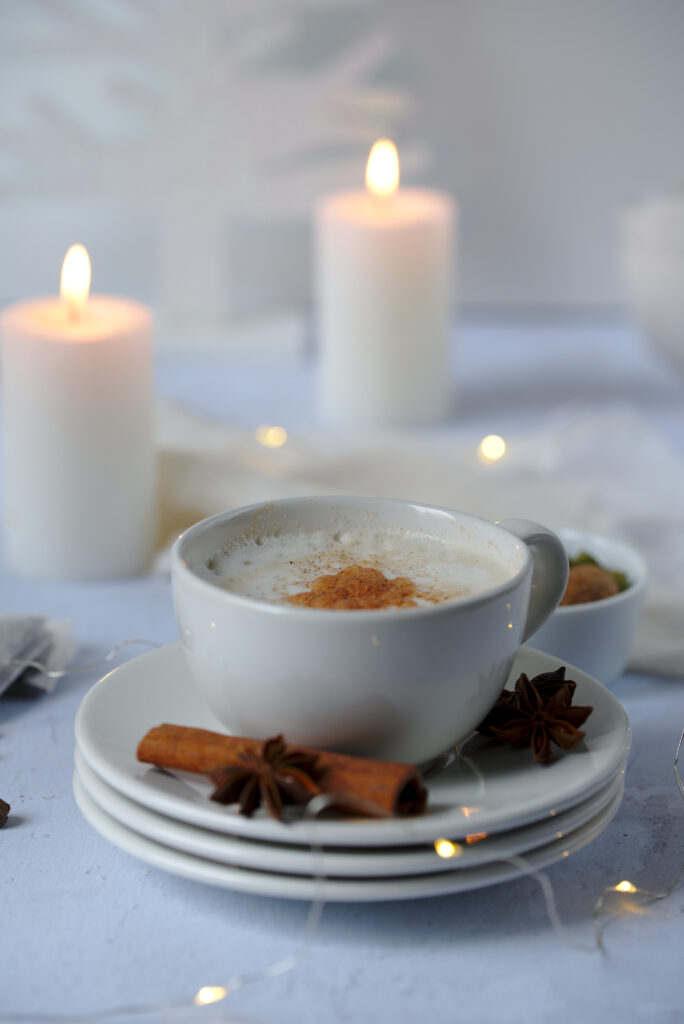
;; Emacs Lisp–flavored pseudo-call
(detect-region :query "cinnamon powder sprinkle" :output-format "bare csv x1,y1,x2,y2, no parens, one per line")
287,565,424,610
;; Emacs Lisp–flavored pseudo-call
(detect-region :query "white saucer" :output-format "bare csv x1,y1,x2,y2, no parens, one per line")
74,643,630,847
73,771,624,902
75,747,625,878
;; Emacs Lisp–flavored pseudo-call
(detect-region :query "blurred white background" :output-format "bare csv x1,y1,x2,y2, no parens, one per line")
2,0,684,347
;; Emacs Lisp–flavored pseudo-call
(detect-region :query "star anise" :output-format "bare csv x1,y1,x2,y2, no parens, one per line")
209,735,327,820
479,667,576,735
477,667,593,764
520,666,577,703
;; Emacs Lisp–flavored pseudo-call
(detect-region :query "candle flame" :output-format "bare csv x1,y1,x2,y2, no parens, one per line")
61,244,91,318
365,139,399,198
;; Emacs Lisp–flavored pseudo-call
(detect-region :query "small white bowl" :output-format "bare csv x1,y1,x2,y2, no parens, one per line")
528,528,647,683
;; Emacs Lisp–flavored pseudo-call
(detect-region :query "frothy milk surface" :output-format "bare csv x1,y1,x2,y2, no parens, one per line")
195,525,518,607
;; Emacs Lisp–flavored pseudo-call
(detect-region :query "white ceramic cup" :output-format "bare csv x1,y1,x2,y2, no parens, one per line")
171,497,567,764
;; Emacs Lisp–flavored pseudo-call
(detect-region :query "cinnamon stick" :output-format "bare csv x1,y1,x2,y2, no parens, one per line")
137,724,427,817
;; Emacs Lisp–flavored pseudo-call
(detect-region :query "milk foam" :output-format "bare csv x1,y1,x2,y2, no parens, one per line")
195,526,516,607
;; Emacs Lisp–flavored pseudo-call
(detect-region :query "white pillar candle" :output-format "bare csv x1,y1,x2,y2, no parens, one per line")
316,139,456,427
1,245,156,579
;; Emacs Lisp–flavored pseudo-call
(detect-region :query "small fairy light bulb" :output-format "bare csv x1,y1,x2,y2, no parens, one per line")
434,838,463,859
255,425,288,448
614,880,638,894
365,139,399,199
194,985,227,1006
60,244,91,320
477,434,506,463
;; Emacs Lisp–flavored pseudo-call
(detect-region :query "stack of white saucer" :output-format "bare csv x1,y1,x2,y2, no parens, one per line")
73,645,630,903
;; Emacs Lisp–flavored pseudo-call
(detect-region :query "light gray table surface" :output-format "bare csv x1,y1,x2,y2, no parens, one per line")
2,322,684,1024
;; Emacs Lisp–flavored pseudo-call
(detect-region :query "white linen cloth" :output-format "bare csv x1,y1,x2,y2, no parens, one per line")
156,400,684,677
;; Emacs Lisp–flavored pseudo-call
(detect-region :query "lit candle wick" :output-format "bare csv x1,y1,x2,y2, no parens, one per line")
60,244,91,321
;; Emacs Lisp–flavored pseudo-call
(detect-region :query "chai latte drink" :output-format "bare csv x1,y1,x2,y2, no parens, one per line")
194,525,513,609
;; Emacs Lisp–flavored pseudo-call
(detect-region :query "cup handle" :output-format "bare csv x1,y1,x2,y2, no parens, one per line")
498,519,568,643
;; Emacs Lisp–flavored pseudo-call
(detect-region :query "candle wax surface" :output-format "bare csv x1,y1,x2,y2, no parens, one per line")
319,188,452,228
2,296,151,342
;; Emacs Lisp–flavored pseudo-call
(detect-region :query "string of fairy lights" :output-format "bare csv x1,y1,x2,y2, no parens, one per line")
1,644,683,1022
